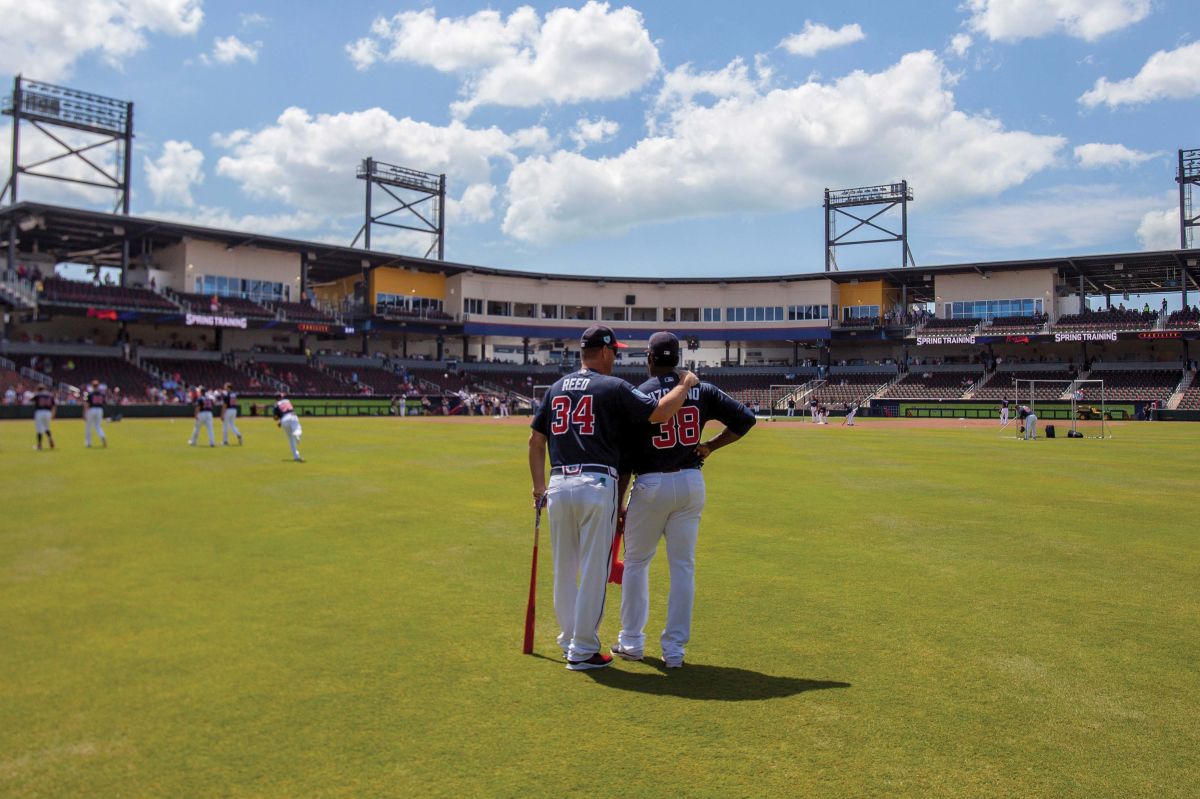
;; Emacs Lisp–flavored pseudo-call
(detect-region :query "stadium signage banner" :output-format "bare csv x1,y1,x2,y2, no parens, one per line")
186,313,248,329
1053,331,1118,342
917,334,976,345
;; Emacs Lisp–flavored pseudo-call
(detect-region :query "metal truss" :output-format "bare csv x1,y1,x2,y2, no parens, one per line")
823,181,915,272
352,157,445,260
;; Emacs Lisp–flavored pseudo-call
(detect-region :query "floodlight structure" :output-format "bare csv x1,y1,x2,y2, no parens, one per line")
352,157,445,260
1,76,134,214
1177,148,1200,249
823,181,915,272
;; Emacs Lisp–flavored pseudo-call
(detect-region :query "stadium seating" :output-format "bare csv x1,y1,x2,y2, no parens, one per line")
878,371,977,399
1086,369,1181,402
276,302,337,323
921,317,980,333
811,373,893,405
23,355,155,398
1166,308,1200,329
39,278,179,312
1177,383,1200,410
264,363,350,394
839,316,877,328
175,292,276,320
325,365,413,394
973,370,1074,400
1054,308,1156,331
395,367,476,394
144,358,259,392
985,314,1047,333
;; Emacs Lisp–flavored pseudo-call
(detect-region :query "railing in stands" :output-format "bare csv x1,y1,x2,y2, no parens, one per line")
20,366,54,387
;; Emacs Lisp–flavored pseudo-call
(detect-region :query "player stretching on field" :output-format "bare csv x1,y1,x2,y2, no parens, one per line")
33,386,55,450
83,379,107,448
220,383,243,445
528,325,697,671
613,332,755,669
273,393,304,462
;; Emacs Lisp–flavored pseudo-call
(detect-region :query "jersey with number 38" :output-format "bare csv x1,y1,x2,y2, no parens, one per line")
622,373,755,474
531,369,658,469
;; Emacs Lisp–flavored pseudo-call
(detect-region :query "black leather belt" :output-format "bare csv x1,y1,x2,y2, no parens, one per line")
551,464,617,477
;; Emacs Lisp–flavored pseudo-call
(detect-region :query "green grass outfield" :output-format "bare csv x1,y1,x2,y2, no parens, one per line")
2,417,1197,797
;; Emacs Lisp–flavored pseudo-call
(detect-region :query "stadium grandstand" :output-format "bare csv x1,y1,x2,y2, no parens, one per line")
2,197,1199,420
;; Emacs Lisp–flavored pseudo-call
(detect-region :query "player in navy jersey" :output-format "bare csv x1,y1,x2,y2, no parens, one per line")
33,386,56,450
999,397,1010,427
83,379,107,448
612,331,755,669
529,325,698,671
220,383,243,445
188,387,217,447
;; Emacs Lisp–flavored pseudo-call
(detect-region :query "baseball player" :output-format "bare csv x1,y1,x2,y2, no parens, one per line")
1021,405,1038,440
786,397,796,417
220,383,243,445
529,325,698,671
83,379,107,448
273,393,304,461
188,387,217,447
33,385,55,450
613,332,755,669
999,397,1010,427
809,397,819,423
843,402,858,426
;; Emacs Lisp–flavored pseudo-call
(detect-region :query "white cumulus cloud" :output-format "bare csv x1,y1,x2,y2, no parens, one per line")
1073,142,1158,168
201,35,261,66
964,0,1151,42
502,50,1064,245
1136,208,1179,250
446,183,498,225
1079,41,1200,108
570,117,619,150
780,21,865,57
947,33,973,58
0,0,203,81
346,2,661,118
145,139,205,206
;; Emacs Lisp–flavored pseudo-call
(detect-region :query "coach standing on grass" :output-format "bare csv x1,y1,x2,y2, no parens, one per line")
528,325,698,671
612,332,755,669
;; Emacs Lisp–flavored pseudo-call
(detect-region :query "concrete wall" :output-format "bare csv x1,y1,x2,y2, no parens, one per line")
934,269,1055,316
177,240,302,299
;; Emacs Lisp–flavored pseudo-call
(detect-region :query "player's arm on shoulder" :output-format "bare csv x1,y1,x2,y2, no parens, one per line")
647,370,699,424
528,430,549,508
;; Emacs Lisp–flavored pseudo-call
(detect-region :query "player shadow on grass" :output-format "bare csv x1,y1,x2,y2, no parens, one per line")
583,657,849,701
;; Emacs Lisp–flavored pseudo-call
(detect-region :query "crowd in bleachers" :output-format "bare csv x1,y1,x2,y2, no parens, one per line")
144,359,259,395
22,355,155,399
1054,306,1156,331
1166,306,1200,329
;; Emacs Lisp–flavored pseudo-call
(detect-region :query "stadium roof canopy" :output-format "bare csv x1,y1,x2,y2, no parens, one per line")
2,201,1198,300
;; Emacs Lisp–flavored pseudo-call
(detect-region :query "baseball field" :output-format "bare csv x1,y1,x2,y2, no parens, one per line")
2,416,1196,797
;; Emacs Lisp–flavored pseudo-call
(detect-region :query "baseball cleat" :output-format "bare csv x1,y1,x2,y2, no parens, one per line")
610,644,643,661
566,653,613,671
664,657,684,669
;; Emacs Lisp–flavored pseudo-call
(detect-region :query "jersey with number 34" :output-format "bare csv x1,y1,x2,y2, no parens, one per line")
531,369,658,469
621,373,756,474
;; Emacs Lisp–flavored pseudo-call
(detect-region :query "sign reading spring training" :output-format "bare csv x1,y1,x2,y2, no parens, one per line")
1053,331,1118,343
917,334,976,345
186,313,248,329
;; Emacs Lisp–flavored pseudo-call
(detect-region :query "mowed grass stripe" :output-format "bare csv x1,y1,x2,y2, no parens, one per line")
1,418,1196,797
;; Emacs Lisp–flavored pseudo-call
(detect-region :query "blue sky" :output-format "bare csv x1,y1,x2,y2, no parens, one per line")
1,0,1197,279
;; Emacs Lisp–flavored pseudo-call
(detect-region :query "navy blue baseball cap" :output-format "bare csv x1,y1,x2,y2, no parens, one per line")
648,331,680,367
580,324,627,349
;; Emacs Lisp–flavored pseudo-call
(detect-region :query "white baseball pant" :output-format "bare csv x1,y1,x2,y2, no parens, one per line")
1024,413,1037,440
190,411,215,446
1000,408,1009,425
84,407,106,446
618,469,706,663
222,409,241,443
846,408,857,426
34,409,52,434
280,412,303,459
546,469,618,661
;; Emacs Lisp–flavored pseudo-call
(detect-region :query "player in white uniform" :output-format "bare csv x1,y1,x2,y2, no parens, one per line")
33,386,56,450
1021,405,1037,440
83,380,107,448
613,332,756,669
529,325,696,670
810,398,819,423
274,394,304,461
188,387,217,447
220,383,243,445
999,397,1010,427
844,402,858,426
